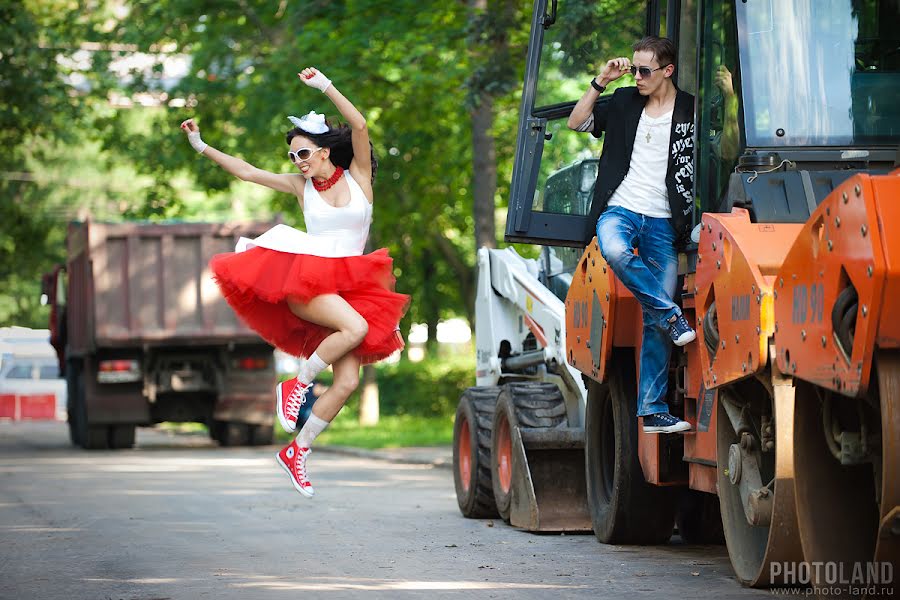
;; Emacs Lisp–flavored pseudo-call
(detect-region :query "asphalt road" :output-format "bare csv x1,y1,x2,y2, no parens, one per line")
0,421,771,600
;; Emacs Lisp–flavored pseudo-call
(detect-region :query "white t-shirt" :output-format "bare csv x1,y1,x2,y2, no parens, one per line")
607,108,673,218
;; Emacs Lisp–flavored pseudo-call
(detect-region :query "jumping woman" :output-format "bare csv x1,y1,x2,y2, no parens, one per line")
180,67,409,498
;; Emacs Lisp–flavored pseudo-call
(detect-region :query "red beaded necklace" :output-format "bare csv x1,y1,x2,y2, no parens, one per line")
312,166,344,192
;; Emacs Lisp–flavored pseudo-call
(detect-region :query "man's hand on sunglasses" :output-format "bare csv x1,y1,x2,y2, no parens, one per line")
598,57,632,85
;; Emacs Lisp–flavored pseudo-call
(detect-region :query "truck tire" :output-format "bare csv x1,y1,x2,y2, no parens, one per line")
216,421,250,447
66,360,82,447
249,423,274,446
109,425,136,449
584,351,677,544
491,382,568,522
676,489,725,544
208,420,222,443
71,363,108,450
81,420,109,450
453,387,501,519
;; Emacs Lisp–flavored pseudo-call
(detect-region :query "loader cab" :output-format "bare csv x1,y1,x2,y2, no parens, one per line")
538,159,598,300
505,0,900,247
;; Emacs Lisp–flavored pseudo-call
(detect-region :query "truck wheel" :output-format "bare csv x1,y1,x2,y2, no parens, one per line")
109,425,136,449
80,421,108,450
216,421,250,446
491,382,568,522
81,422,109,450
585,351,677,544
71,364,108,450
66,360,82,447
208,420,222,442
249,423,274,446
676,489,725,544
453,387,501,519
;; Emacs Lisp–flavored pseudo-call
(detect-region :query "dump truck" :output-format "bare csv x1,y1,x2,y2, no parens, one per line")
454,0,899,592
42,220,278,449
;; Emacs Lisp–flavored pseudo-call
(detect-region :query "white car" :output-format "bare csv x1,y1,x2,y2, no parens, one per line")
0,355,67,420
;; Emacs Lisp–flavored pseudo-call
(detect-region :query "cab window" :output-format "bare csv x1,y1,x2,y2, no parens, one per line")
532,0,649,218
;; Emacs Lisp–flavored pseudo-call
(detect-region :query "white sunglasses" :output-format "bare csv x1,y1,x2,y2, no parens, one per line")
288,146,323,163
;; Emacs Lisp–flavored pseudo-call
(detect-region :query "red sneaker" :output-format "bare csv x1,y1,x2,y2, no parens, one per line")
276,440,314,497
276,378,310,433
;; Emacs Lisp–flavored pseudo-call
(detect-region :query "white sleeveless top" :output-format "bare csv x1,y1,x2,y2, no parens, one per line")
235,171,373,258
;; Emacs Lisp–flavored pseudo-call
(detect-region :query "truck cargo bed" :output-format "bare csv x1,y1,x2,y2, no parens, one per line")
66,221,275,353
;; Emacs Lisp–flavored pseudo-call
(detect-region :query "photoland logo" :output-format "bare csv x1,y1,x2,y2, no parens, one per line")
770,561,893,588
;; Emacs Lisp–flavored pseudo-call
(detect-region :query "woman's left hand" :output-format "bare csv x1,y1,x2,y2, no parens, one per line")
298,67,332,92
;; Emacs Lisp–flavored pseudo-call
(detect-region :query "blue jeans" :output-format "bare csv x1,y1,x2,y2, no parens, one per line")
596,206,680,417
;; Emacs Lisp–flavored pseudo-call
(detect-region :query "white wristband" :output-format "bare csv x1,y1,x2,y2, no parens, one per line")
187,131,208,154
303,71,332,93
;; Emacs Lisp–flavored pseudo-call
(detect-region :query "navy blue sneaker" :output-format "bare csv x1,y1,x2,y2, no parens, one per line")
667,313,696,346
642,412,691,434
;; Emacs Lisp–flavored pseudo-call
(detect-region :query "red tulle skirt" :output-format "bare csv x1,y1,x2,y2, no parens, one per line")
210,246,410,364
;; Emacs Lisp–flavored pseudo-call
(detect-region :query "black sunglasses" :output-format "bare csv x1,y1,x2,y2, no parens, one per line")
630,64,670,78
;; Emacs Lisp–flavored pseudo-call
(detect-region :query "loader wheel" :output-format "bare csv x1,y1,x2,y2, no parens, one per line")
676,490,725,544
491,382,568,523
453,387,501,519
585,351,677,544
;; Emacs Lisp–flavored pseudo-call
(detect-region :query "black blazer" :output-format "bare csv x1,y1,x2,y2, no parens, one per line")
583,86,695,247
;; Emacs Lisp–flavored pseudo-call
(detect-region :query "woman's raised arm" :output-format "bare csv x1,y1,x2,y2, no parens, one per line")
180,118,304,198
298,68,373,199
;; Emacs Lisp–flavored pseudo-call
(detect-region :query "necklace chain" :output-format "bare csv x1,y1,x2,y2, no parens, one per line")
644,118,667,143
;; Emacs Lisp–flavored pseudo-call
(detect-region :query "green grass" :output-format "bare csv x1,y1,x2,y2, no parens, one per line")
271,354,469,448
274,412,454,449
157,422,208,434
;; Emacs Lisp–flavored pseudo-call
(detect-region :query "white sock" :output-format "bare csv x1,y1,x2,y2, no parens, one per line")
296,414,330,448
298,352,328,385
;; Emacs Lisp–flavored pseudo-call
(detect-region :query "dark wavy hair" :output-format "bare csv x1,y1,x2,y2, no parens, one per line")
286,122,378,182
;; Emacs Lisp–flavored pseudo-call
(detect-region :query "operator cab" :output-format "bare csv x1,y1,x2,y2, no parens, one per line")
505,0,900,248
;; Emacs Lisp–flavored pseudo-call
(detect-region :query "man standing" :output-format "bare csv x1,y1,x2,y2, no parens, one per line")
567,36,696,434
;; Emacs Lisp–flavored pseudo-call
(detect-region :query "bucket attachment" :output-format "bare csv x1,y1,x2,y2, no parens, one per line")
506,426,592,532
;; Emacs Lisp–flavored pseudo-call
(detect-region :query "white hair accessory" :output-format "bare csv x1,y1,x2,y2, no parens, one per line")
287,111,329,134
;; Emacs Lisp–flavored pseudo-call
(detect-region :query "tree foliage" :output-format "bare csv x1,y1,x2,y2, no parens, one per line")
0,1,103,325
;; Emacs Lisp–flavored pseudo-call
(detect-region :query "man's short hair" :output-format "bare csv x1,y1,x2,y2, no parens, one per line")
633,36,676,67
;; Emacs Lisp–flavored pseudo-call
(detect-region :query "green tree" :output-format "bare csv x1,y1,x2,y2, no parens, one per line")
0,1,102,326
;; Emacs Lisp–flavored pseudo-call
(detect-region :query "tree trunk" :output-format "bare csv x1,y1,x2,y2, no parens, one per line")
358,236,380,425
422,246,440,356
434,234,475,329
358,364,379,426
471,96,497,250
